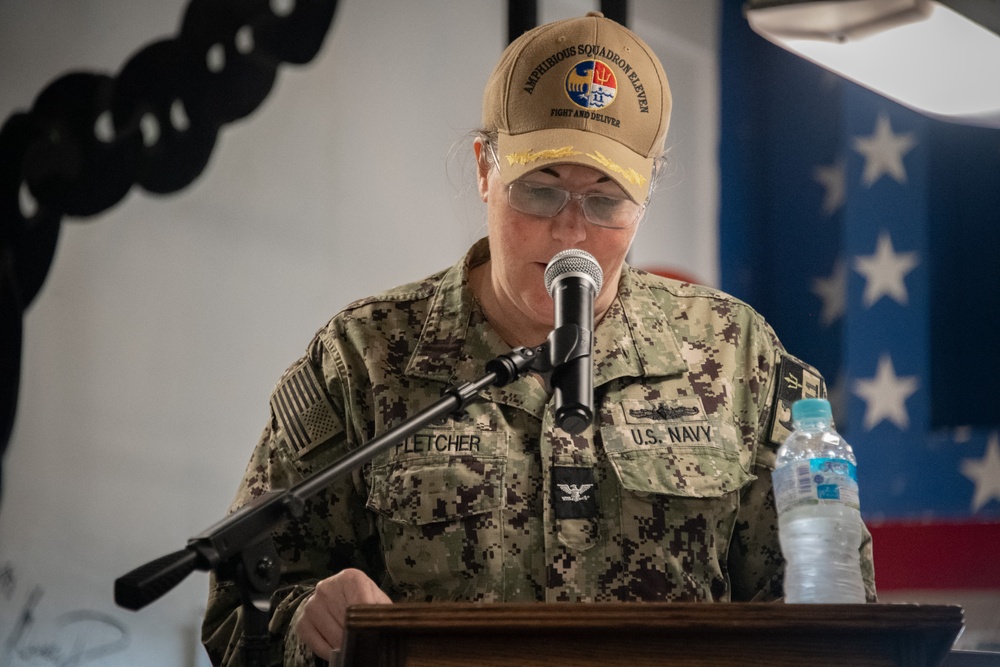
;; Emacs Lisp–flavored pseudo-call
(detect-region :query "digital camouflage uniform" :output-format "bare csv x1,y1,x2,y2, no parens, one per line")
202,238,877,666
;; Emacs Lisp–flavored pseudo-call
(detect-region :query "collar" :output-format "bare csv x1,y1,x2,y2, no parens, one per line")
404,237,500,384
405,239,688,417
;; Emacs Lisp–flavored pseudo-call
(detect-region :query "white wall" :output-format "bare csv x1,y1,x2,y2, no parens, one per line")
0,2,721,666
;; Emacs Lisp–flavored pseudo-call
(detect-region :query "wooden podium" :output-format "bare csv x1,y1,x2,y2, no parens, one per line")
338,602,963,667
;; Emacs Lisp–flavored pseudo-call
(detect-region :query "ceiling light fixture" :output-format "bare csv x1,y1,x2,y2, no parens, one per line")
745,0,1000,127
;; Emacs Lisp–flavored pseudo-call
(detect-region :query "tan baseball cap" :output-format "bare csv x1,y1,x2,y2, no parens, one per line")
482,12,671,203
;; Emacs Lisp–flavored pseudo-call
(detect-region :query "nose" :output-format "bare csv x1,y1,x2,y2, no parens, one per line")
550,196,588,244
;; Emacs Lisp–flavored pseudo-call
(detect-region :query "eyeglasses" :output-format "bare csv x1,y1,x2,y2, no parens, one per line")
506,180,646,229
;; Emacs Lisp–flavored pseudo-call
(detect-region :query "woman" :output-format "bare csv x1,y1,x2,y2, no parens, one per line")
203,12,876,667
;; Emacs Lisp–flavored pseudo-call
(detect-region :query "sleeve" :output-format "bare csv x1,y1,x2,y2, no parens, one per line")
201,333,384,667
725,317,877,602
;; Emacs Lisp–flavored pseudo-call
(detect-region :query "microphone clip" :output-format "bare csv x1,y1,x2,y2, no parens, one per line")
547,323,593,368
529,324,592,396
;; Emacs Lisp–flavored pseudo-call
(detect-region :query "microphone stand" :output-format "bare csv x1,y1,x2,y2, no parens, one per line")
114,344,546,667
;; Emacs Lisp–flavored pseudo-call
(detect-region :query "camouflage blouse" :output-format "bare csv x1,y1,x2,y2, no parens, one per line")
202,238,876,666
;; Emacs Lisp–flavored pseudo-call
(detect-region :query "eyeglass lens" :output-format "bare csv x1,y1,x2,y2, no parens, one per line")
508,181,641,229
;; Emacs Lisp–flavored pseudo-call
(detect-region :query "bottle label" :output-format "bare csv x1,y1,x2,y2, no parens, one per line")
774,457,860,511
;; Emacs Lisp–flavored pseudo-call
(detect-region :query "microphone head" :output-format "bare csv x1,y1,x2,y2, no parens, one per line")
544,249,604,297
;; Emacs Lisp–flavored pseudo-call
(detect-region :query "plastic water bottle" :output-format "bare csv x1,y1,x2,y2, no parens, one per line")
773,398,866,603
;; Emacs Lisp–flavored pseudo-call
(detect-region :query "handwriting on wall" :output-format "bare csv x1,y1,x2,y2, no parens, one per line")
1,562,131,667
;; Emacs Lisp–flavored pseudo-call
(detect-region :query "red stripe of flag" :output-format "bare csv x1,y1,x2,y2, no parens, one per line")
868,520,1000,591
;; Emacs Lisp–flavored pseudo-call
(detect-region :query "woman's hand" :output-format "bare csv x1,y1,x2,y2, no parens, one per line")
293,568,392,659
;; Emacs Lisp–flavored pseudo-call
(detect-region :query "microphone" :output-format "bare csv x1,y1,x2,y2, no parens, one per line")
543,249,604,435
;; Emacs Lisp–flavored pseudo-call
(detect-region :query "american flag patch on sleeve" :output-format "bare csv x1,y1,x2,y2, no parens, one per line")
269,359,344,458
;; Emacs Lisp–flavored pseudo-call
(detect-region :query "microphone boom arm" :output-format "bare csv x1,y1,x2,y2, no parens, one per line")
114,344,546,667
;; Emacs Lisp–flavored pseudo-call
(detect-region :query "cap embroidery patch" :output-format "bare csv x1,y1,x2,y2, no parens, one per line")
587,150,646,186
505,146,582,166
565,60,618,110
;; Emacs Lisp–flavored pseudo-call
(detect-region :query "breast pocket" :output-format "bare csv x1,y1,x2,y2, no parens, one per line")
365,437,506,600
598,398,754,601
604,397,753,495
607,431,751,498
367,455,504,524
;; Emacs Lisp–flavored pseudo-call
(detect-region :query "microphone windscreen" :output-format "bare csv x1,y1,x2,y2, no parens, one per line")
544,249,603,296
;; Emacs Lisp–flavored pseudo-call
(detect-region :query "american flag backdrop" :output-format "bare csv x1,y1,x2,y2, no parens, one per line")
719,0,1000,592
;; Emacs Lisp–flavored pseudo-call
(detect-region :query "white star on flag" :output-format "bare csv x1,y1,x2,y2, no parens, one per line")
813,159,845,216
960,432,1000,513
852,354,919,430
853,231,920,307
852,112,917,186
811,259,846,326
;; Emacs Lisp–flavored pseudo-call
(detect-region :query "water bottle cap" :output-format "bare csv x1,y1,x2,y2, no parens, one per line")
791,398,832,422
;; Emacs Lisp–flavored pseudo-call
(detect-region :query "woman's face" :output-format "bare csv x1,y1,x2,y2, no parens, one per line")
475,140,642,336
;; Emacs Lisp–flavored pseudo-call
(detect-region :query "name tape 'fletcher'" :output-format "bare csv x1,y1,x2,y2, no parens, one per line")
396,432,482,456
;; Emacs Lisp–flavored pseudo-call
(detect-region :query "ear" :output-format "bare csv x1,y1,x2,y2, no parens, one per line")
473,138,490,202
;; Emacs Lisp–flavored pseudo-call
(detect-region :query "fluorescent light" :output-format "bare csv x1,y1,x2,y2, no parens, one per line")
746,0,1000,127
